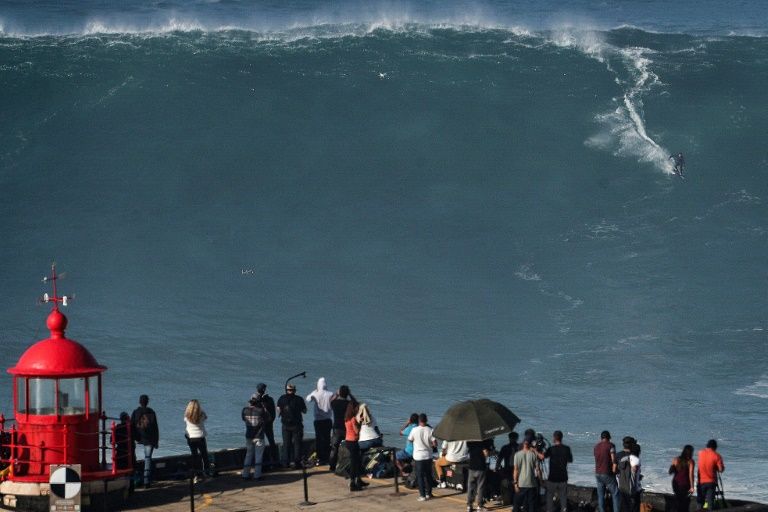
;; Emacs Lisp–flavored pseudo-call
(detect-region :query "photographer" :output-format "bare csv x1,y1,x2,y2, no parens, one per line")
513,436,545,512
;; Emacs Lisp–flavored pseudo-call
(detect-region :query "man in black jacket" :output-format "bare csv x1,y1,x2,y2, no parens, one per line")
276,383,307,468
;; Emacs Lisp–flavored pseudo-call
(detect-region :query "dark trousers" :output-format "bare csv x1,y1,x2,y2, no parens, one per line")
329,426,345,470
347,440,361,479
467,469,487,507
414,459,433,498
513,486,537,512
314,419,332,464
700,482,717,511
673,482,691,512
620,491,641,512
282,424,303,465
187,436,211,475
546,481,568,512
264,422,279,466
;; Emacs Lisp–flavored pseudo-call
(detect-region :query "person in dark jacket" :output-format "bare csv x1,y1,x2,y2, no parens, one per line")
276,383,307,467
255,383,278,468
131,394,159,488
242,394,272,479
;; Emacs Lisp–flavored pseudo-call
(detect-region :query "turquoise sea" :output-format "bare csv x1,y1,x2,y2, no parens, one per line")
1,0,766,502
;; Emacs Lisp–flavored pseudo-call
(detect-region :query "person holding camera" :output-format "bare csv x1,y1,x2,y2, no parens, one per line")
513,437,541,512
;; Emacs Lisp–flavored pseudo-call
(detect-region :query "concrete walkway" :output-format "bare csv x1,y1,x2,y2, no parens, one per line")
121,467,477,512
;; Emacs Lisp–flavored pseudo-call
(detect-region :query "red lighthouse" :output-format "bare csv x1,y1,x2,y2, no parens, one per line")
0,266,132,510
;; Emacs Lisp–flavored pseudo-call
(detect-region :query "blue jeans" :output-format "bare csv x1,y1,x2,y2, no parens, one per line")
358,437,383,451
138,444,154,485
242,437,266,479
596,473,620,512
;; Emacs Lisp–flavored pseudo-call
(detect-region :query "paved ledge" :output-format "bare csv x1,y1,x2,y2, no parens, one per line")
123,467,465,511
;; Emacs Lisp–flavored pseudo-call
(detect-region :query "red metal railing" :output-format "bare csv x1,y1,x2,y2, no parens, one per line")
0,414,133,482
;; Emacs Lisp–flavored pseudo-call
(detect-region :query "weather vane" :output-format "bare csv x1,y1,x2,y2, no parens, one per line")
40,263,74,309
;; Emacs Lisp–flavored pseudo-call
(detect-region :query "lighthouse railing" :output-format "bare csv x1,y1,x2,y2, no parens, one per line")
0,415,133,481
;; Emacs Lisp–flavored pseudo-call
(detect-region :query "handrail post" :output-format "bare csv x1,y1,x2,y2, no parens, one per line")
63,423,68,463
298,460,315,506
100,411,107,466
189,472,196,512
110,421,117,475
390,448,405,496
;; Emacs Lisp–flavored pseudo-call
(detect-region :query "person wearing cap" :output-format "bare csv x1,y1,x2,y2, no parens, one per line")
306,377,334,465
242,394,272,479
594,431,620,512
255,383,278,467
277,383,307,468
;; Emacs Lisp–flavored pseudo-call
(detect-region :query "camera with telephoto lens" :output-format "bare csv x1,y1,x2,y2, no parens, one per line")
533,433,549,452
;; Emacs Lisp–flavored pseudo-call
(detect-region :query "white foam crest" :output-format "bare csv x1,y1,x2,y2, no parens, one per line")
735,375,768,399
514,264,541,282
83,17,206,35
549,27,608,62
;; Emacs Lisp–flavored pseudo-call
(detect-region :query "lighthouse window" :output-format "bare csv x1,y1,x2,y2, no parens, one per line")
87,375,100,413
28,378,56,415
58,378,86,415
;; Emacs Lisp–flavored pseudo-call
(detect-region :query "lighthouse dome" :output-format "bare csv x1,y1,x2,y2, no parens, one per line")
8,309,107,377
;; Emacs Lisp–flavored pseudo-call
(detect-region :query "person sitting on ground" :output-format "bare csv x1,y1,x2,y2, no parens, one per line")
395,413,419,476
356,403,384,451
435,439,469,488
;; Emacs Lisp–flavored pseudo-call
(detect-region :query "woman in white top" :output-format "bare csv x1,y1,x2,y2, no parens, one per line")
356,403,383,450
184,399,212,479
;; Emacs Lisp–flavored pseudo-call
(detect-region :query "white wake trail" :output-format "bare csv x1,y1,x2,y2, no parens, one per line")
551,28,673,174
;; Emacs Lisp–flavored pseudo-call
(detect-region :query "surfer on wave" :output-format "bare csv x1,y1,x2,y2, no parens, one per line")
669,152,685,178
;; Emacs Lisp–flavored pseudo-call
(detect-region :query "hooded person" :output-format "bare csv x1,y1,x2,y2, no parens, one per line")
306,377,334,465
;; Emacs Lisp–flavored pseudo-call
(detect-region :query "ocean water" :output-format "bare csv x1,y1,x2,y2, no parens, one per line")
1,0,766,503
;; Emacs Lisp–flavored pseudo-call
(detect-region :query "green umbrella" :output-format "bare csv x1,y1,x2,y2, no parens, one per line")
433,399,521,441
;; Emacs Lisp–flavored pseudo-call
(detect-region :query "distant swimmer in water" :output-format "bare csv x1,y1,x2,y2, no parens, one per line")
669,152,685,177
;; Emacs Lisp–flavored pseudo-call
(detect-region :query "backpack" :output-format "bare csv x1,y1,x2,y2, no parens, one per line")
137,413,151,431
617,453,636,493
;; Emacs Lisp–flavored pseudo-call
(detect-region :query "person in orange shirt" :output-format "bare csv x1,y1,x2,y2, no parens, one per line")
697,439,724,510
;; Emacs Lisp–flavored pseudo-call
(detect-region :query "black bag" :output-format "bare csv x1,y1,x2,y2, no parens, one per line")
334,443,351,477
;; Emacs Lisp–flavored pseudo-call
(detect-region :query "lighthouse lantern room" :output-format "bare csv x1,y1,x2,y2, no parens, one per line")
0,266,132,510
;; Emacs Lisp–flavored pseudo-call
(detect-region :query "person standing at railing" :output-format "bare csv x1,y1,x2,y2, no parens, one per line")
131,394,159,489
184,399,212,482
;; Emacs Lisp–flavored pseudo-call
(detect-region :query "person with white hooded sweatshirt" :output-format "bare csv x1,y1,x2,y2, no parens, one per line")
306,377,334,465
